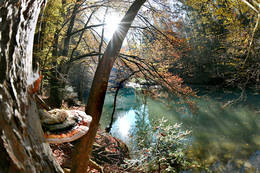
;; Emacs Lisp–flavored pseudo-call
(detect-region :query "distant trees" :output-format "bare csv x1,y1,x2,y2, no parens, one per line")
34,0,109,107
175,0,260,87
34,0,197,108
34,0,259,108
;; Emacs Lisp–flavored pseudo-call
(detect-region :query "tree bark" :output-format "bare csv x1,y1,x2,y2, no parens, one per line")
49,0,82,108
0,1,62,172
62,0,81,56
49,30,63,108
71,0,146,172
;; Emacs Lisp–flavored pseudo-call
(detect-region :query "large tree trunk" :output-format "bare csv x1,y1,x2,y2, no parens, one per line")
71,0,146,172
0,1,62,173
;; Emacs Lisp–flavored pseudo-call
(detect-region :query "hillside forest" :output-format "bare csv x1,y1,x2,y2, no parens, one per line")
0,0,259,172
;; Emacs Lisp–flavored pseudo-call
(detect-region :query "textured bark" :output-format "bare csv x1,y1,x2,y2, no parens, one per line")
71,0,146,172
0,1,62,173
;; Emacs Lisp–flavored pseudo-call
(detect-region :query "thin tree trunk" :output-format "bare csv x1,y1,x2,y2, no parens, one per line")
62,0,82,56
106,71,138,133
106,82,122,133
71,0,146,172
49,0,83,107
0,1,62,172
70,8,97,60
98,7,108,62
49,31,63,108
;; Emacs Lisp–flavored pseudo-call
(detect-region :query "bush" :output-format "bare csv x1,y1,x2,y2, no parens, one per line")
124,118,200,172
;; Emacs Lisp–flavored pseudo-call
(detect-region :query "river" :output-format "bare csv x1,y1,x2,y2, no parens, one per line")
100,86,260,172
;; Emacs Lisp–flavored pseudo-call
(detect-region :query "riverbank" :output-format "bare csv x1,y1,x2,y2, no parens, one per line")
50,126,130,172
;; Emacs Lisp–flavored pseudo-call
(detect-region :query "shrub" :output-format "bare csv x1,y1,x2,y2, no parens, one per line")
124,118,200,172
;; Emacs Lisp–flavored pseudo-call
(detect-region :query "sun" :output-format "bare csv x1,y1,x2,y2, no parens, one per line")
105,12,122,40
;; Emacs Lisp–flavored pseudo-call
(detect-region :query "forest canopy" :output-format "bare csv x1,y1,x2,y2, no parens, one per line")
34,0,259,106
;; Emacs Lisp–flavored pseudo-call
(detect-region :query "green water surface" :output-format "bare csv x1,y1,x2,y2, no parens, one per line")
100,87,260,172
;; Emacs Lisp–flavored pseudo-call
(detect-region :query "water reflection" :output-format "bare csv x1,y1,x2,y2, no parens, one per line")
108,104,151,149
100,88,260,171
110,109,136,143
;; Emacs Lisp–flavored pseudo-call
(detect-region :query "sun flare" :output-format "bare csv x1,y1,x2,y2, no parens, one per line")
105,13,122,39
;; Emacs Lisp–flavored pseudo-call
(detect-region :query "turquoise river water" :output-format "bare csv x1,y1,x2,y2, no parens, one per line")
100,87,260,172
